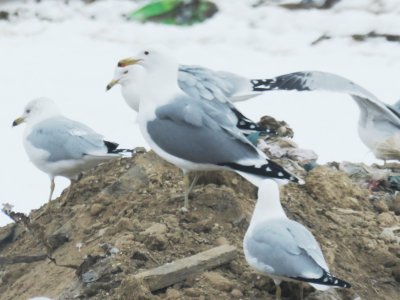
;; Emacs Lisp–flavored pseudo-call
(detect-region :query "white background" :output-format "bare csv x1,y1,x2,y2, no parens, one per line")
1,0,400,226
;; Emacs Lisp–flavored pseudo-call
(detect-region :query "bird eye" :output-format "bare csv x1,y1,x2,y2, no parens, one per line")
26,109,31,113
144,51,149,55
123,70,129,74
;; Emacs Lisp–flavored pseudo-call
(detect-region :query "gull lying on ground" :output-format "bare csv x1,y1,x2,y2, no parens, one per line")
244,180,351,299
106,61,279,140
251,71,400,163
13,98,131,206
114,45,303,210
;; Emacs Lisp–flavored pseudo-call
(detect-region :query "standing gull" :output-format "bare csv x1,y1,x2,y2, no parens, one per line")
106,62,278,140
113,46,303,210
244,180,351,299
13,98,131,205
250,71,400,162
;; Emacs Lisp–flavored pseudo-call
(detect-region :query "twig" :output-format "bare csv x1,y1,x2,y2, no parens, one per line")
0,254,47,265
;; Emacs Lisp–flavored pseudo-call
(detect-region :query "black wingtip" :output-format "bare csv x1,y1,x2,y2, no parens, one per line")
219,159,302,184
250,72,312,92
231,108,278,137
104,140,119,153
291,269,351,289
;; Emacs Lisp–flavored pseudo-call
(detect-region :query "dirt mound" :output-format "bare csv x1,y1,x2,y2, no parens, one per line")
0,151,399,300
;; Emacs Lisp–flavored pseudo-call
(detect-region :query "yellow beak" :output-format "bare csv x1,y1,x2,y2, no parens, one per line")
118,57,141,68
12,117,25,127
106,79,119,91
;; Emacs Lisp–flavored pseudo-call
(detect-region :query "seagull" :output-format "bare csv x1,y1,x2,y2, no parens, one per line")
106,61,279,140
114,45,303,210
249,71,400,163
244,180,351,299
13,97,132,205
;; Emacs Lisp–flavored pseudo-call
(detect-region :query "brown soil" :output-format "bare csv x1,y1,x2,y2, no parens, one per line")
0,151,399,300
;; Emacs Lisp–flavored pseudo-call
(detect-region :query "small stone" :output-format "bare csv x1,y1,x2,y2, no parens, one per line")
166,288,181,299
203,271,233,292
373,199,389,213
144,234,168,251
392,267,400,282
191,218,213,233
215,237,229,246
231,288,243,298
82,270,99,283
377,212,398,226
229,261,243,275
132,250,148,268
184,288,202,297
142,223,167,235
134,147,146,153
392,195,400,215
47,232,69,250
90,203,105,216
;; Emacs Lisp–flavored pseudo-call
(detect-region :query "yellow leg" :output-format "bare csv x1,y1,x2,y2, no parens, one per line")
61,179,76,207
273,280,282,300
275,285,281,300
183,173,199,210
299,283,304,300
34,178,55,220
48,178,55,203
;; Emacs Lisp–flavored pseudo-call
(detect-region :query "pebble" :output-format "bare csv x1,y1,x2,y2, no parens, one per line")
203,272,233,292
90,203,105,216
142,223,167,235
231,288,243,298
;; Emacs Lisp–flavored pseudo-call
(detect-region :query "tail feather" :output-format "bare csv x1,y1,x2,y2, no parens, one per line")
218,159,303,184
104,140,134,156
104,140,119,152
291,269,351,289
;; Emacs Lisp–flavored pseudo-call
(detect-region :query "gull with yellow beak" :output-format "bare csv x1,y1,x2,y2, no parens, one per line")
106,58,278,139
110,45,303,210
108,57,400,163
13,97,132,207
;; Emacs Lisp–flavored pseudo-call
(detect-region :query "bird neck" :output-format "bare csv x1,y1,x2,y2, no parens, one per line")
138,65,180,112
121,82,141,112
27,111,62,127
248,180,287,231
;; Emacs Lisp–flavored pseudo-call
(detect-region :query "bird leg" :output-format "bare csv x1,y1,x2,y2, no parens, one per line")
299,283,304,300
33,178,55,220
60,179,77,207
183,173,199,211
48,178,55,203
273,280,282,300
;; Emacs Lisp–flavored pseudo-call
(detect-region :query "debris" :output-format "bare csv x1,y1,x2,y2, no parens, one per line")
129,0,218,26
134,244,237,291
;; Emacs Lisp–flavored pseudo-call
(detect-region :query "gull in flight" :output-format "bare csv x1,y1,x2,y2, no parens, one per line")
249,71,400,163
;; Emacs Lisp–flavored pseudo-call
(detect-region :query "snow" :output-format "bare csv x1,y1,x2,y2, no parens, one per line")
1,0,400,226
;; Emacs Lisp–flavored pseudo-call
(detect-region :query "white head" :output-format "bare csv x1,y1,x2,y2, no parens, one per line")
106,65,146,112
116,45,179,82
106,65,145,90
12,97,61,127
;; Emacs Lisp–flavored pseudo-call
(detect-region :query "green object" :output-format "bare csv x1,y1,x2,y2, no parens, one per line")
129,0,218,26
388,175,400,191
303,161,318,172
246,132,262,145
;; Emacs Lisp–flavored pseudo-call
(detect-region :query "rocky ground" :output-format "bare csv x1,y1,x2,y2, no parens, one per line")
0,148,399,299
